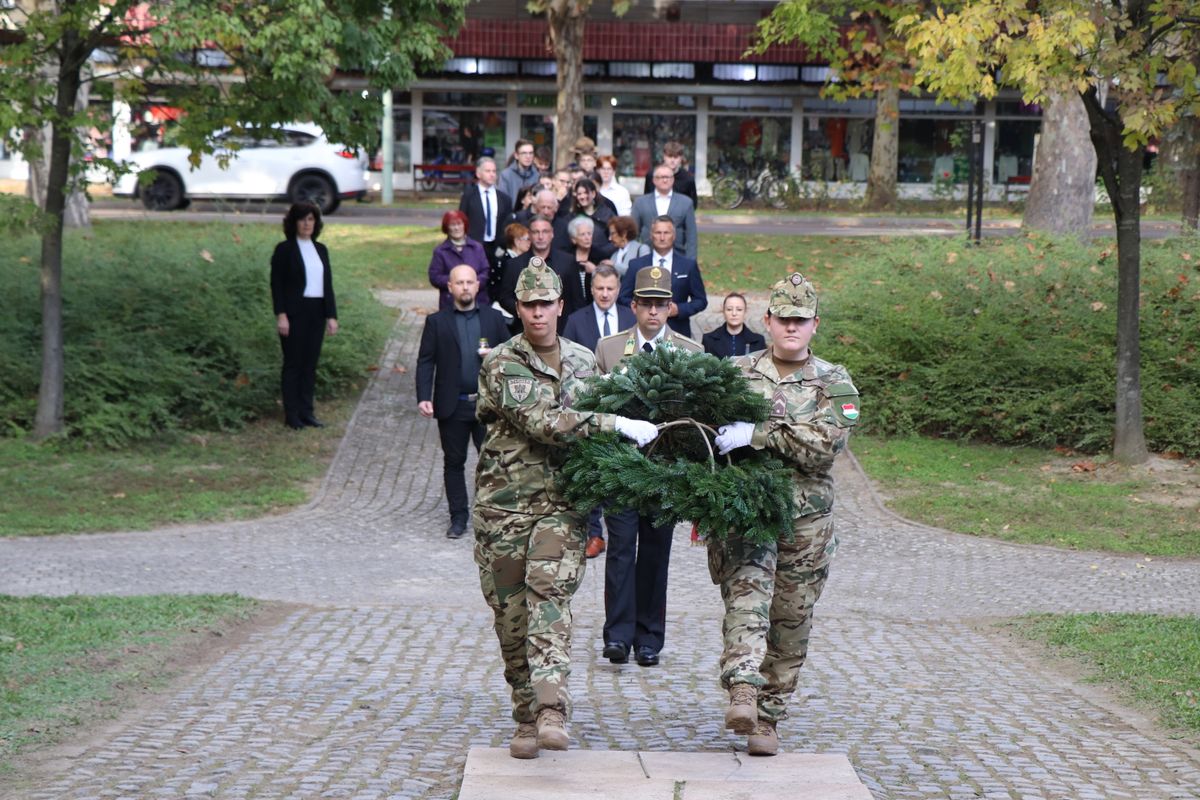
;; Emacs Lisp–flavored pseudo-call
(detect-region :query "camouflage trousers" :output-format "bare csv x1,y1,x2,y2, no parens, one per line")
706,512,837,723
473,504,588,723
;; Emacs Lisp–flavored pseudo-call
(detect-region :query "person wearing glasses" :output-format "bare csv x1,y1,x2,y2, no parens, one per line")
499,138,541,202
594,266,702,670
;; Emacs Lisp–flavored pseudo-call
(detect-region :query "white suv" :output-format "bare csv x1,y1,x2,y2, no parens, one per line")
113,122,368,214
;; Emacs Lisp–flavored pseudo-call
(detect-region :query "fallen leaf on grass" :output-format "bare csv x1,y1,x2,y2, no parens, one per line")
200,249,214,263
753,245,769,252
1091,301,1106,312
1071,461,1097,473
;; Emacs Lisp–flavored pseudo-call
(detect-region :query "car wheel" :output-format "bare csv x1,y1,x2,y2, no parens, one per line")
291,173,338,214
141,170,184,211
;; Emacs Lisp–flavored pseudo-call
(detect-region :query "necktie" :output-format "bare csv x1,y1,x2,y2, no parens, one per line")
659,257,666,268
642,342,653,353
602,311,611,337
483,188,492,241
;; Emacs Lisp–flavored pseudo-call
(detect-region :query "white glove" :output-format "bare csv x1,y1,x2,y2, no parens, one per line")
614,416,659,447
715,421,755,455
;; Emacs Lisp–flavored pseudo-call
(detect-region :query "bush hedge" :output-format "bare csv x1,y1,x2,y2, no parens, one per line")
815,233,1200,456
0,222,390,447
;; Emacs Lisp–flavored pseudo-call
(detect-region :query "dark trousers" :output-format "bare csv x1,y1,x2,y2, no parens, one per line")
279,297,327,425
603,507,673,653
587,507,604,539
438,399,486,525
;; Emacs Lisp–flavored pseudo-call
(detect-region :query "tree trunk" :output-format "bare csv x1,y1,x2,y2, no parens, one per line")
33,37,84,439
1082,87,1148,465
548,3,585,170
1023,90,1096,235
863,84,899,211
1170,114,1200,231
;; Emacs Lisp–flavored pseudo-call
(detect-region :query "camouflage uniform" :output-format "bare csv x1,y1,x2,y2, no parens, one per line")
707,273,859,724
473,262,616,724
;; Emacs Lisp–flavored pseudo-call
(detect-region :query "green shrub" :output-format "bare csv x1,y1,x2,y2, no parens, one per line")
0,223,390,447
817,233,1200,456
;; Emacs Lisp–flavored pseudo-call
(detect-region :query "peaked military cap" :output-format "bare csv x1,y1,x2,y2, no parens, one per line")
515,256,562,302
768,272,819,318
633,265,673,299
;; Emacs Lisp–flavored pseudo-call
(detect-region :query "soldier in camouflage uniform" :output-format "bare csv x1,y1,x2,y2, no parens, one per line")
473,258,658,759
710,272,860,756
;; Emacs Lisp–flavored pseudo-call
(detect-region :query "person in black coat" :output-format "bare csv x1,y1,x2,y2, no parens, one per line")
702,292,767,358
416,265,511,538
641,141,698,209
458,156,514,273
270,202,338,430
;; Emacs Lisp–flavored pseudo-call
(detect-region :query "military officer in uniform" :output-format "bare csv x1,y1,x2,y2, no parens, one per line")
709,272,859,756
473,258,659,759
594,266,703,668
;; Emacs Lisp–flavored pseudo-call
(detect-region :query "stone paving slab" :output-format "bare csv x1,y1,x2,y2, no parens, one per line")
2,293,1200,800
459,748,871,799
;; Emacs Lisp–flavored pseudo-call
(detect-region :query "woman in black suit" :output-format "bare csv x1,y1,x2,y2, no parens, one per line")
702,292,765,358
271,202,339,430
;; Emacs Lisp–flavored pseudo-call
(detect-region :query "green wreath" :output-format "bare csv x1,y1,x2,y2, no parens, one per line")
562,345,795,544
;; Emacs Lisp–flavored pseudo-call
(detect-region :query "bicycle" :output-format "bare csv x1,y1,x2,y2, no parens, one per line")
711,166,794,210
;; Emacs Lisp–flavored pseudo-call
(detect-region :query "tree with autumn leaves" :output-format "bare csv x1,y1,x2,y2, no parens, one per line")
0,0,464,439
898,0,1200,464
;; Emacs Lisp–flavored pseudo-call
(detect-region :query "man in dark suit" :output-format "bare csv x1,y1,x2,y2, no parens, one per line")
632,164,698,260
641,141,698,209
495,215,575,335
618,216,708,338
594,266,703,668
561,264,635,351
561,262,636,559
416,264,511,538
459,156,513,272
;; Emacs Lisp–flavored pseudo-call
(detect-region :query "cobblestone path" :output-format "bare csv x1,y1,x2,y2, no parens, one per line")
2,294,1198,799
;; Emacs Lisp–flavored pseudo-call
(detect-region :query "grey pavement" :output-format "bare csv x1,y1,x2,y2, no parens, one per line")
2,293,1199,799
87,197,1184,239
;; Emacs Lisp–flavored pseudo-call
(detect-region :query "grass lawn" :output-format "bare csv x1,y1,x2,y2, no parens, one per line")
1013,613,1200,737
852,434,1200,557
0,594,262,769
0,395,355,537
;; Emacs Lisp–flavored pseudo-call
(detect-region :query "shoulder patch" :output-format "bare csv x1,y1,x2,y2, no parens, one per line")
504,376,537,406
825,382,860,427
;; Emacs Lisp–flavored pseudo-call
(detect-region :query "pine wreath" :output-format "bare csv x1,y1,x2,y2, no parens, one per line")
562,344,795,544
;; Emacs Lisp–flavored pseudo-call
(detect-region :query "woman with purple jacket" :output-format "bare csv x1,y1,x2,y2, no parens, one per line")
428,209,490,310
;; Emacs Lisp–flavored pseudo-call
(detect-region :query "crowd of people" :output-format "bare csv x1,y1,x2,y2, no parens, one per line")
270,139,859,767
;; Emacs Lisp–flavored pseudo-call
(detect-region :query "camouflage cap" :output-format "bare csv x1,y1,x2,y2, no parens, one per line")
633,265,673,299
515,256,562,302
768,272,819,318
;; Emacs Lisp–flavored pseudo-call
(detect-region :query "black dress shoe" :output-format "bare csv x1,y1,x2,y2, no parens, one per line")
301,416,325,428
603,642,629,664
635,647,660,667
446,523,466,539
285,419,305,430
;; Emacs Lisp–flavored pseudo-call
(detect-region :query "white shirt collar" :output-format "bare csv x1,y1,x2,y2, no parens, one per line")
651,250,673,271
636,327,666,350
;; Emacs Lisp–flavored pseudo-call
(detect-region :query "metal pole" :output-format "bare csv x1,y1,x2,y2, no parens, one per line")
966,120,977,235
380,4,394,205
973,120,984,243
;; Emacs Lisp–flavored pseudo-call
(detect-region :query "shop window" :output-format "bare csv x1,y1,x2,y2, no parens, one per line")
898,118,973,183
519,114,599,158
422,110,507,164
372,110,412,173
994,119,1040,183
708,116,792,177
610,94,695,111
517,93,601,109
424,92,507,108
612,114,697,177
652,63,694,79
801,116,874,181
711,96,792,112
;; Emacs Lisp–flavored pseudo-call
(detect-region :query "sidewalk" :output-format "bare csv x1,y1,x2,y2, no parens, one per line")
1,295,1199,799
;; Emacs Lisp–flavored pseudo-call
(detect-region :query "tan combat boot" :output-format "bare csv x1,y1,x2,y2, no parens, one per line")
509,722,539,759
724,683,758,734
536,707,569,750
747,719,778,756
